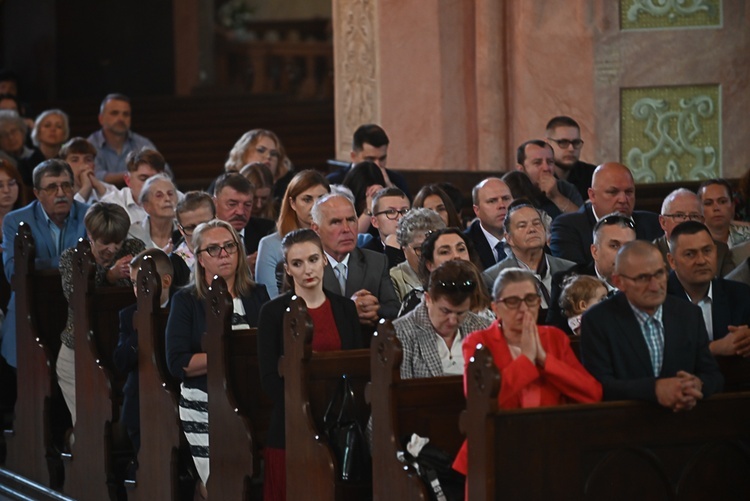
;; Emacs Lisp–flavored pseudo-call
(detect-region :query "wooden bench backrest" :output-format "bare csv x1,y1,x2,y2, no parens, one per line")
368,322,465,501
128,257,182,501
280,296,371,501
462,346,750,500
204,276,262,501
64,239,135,501
3,222,67,487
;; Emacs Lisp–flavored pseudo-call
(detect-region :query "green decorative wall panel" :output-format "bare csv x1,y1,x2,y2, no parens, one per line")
621,0,721,30
621,85,721,183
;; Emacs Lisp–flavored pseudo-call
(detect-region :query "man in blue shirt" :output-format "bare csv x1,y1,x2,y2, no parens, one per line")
87,93,157,186
1,159,89,368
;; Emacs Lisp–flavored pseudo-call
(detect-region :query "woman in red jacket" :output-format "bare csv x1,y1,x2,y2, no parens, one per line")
453,267,602,476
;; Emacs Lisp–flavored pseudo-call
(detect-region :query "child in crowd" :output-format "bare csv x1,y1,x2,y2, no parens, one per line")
558,275,607,336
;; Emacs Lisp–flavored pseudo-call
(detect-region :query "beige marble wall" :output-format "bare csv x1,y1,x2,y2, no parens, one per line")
332,0,750,178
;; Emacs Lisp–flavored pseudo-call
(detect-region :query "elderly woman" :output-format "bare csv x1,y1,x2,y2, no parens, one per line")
0,110,44,186
224,129,294,201
255,169,330,297
394,259,491,378
453,267,602,477
32,109,70,160
56,203,146,425
127,173,179,253
390,207,445,302
166,219,269,492
258,228,362,501
400,227,490,317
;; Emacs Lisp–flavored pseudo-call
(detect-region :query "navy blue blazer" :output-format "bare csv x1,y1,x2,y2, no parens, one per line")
165,284,269,392
580,293,723,402
113,304,140,444
666,273,750,341
465,219,497,271
257,291,362,448
243,217,275,255
549,202,661,266
1,199,89,367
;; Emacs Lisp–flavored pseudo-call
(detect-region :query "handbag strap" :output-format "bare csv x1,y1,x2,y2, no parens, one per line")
323,374,357,427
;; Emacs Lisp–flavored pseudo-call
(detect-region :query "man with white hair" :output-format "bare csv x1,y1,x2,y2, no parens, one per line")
655,188,735,275
311,193,399,327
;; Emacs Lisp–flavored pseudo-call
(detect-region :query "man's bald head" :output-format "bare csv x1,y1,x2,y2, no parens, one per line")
588,162,636,217
615,240,661,274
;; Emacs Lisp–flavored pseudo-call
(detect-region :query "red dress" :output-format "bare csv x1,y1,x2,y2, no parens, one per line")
452,320,602,474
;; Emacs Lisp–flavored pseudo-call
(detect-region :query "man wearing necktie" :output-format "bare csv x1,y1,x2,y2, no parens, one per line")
464,177,513,270
311,193,399,329
482,201,575,324
580,240,723,411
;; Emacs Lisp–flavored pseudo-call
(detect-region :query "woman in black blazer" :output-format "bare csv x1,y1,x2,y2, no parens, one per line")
165,219,269,494
258,228,362,501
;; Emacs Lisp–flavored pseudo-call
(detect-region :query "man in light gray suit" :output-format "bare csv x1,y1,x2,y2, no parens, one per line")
311,193,399,327
483,200,575,321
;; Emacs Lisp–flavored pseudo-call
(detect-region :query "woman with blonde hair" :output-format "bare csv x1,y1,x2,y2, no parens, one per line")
32,109,70,159
255,169,330,297
166,219,269,491
225,129,295,201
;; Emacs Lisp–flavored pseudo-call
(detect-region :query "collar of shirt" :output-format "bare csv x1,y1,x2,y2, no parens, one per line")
627,301,664,329
479,223,502,251
325,251,350,269
95,129,134,149
39,202,69,229
594,264,617,292
688,280,713,304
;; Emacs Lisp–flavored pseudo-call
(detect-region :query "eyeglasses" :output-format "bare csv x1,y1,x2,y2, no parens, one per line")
496,293,541,309
618,267,667,285
435,279,476,293
547,138,584,149
410,244,422,257
594,214,636,233
374,208,409,220
38,182,74,195
662,213,704,222
197,242,239,257
178,223,200,236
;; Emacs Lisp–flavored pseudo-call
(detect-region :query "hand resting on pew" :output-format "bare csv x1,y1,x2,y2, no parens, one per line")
655,371,703,412
710,325,750,357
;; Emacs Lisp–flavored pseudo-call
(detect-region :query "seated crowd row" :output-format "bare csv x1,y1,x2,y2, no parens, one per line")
1,93,749,500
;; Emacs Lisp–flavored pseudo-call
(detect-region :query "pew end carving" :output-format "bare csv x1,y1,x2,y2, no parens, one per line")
281,295,372,500
204,275,258,500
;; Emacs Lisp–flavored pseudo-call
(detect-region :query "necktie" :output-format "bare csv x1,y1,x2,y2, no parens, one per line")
494,241,506,263
334,262,347,296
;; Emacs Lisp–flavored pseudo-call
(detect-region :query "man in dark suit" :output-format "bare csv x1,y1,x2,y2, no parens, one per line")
655,188,735,275
665,221,750,357
213,173,274,272
581,241,723,411
326,124,411,198
545,115,597,202
550,162,661,265
547,212,636,333
311,193,399,326
464,177,513,270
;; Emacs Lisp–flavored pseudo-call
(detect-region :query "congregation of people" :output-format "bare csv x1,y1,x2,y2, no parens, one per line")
2,79,750,500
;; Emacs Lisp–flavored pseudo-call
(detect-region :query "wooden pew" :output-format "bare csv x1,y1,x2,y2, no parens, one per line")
280,296,372,501
367,323,465,501
126,258,183,501
63,239,135,500
204,276,271,500
3,223,68,488
461,346,750,500
717,356,750,392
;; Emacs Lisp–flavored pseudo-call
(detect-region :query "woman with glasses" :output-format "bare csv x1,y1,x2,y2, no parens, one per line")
453,267,601,479
257,228,362,501
394,259,492,379
56,203,145,426
255,169,330,298
166,219,269,495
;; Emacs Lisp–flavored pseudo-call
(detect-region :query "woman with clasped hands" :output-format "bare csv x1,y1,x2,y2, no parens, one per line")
453,267,602,478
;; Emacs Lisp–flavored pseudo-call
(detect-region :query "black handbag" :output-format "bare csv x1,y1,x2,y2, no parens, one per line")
323,375,371,482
